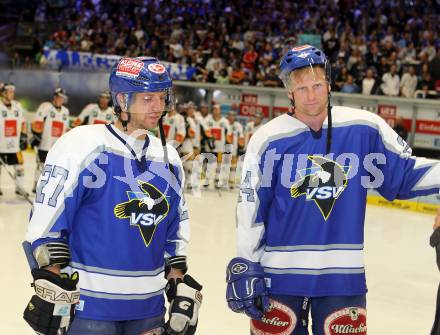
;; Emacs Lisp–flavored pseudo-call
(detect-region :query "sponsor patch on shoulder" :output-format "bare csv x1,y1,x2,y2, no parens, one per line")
324,307,367,335
250,299,297,335
116,58,144,78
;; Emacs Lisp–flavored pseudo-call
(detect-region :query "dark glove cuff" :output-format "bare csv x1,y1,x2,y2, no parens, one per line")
165,255,187,277
430,228,440,248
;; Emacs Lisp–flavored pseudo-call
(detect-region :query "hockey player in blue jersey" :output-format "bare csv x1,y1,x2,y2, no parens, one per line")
226,45,440,335
23,57,202,335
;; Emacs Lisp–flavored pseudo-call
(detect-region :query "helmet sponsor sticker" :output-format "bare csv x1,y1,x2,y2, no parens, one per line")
323,307,367,335
147,63,166,74
291,45,312,51
116,58,144,78
251,299,297,335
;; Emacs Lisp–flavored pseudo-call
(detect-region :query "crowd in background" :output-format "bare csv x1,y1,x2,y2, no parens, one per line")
8,0,440,98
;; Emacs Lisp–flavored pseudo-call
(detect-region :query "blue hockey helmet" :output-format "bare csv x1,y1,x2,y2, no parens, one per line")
109,57,174,113
278,45,330,89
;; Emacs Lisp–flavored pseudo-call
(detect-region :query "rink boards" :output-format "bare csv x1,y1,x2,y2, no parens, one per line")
367,190,439,214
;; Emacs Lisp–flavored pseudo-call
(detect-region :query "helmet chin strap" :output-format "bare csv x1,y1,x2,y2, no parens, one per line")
326,92,332,154
120,110,130,132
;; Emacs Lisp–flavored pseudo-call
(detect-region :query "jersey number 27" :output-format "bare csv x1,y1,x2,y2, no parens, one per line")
35,164,68,207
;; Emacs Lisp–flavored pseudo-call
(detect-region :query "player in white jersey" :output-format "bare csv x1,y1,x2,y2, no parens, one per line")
23,57,202,335
162,104,186,148
244,110,264,149
203,104,229,188
226,45,440,335
31,88,70,193
180,102,200,190
184,102,201,153
73,91,115,126
0,83,28,196
194,102,213,154
226,111,244,189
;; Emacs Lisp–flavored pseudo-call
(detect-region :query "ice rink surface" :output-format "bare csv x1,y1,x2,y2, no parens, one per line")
0,152,438,334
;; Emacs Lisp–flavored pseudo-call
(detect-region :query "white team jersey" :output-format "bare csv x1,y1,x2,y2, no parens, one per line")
34,102,70,152
181,117,198,153
227,121,244,156
244,121,263,148
204,115,229,153
194,111,206,125
0,100,26,153
77,103,115,125
162,113,186,146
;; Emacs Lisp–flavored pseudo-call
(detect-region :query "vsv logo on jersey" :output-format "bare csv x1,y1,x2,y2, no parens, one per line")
114,180,169,247
290,156,350,220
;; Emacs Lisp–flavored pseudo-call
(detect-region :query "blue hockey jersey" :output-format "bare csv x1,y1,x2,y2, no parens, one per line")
237,106,440,297
26,124,189,321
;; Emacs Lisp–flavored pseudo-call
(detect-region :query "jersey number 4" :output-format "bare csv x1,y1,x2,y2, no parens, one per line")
35,164,68,207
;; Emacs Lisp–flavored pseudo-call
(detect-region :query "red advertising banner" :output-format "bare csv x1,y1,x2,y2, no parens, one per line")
241,93,258,105
416,120,440,135
239,104,270,118
377,104,397,127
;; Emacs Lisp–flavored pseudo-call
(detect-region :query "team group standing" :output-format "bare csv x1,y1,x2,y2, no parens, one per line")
0,47,439,335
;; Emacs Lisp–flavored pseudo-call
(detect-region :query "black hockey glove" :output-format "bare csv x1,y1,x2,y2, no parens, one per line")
23,268,80,335
164,275,203,335
30,133,42,148
20,132,28,151
207,137,215,151
237,144,246,157
430,227,440,272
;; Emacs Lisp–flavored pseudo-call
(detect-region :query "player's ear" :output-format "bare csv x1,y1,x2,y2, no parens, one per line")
287,91,294,100
116,93,127,113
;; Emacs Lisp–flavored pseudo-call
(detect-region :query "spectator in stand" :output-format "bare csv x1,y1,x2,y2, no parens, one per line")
263,65,282,87
341,74,360,93
206,50,224,73
334,66,349,91
8,0,438,101
362,68,380,95
230,63,245,85
418,72,435,91
381,64,400,96
429,49,440,89
242,44,258,72
215,69,230,85
420,42,437,62
399,41,417,64
400,66,418,98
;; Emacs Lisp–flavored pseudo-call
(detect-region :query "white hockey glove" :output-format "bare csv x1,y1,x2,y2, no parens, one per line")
23,269,80,335
164,275,203,335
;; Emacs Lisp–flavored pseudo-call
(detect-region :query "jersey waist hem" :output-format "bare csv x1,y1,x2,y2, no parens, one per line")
268,288,368,297
75,309,165,322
